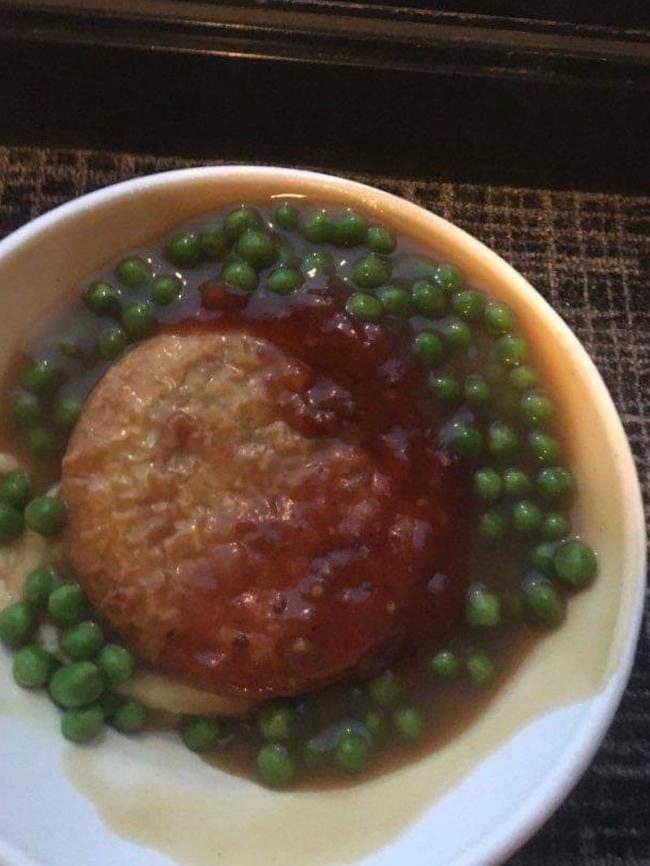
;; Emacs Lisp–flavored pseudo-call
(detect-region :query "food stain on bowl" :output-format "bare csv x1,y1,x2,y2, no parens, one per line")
0,176,641,866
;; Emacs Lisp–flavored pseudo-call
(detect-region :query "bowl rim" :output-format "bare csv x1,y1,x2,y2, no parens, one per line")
0,164,645,866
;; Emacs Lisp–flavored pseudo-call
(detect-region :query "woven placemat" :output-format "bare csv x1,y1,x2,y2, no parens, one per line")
0,145,648,863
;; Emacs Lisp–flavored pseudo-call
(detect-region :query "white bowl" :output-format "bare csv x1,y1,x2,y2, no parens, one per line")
0,167,645,866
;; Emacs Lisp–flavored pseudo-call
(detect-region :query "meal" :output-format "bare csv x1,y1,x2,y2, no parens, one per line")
0,199,598,788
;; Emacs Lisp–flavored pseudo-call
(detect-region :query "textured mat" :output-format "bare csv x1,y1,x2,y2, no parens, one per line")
0,145,648,864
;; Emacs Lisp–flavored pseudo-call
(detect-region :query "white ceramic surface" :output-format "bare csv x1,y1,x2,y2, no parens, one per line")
0,167,645,866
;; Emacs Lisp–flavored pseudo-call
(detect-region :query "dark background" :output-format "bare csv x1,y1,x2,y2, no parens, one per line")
0,0,649,193
0,2,648,863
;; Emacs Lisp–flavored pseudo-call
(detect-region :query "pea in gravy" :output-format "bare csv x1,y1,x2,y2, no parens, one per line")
0,197,600,800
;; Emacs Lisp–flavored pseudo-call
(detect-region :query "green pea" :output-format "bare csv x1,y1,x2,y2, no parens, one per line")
554,541,597,590
0,502,24,542
112,699,147,734
377,285,411,316
484,362,506,385
497,334,528,367
100,691,123,719
22,360,63,397
302,251,333,276
473,468,502,502
413,331,444,367
502,468,533,497
61,621,104,661
465,587,501,627
97,643,136,685
150,273,182,306
180,715,222,752
363,710,387,739
10,392,42,430
541,512,571,541
274,203,299,231
509,366,538,391
334,209,368,246
122,302,157,341
61,703,104,743
24,431,59,460
258,700,296,741
47,584,89,627
0,470,31,514
447,422,483,460
523,576,565,626
520,391,553,427
257,743,294,787
49,661,104,709
53,398,83,431
429,649,460,679
367,225,396,254
464,375,490,408
433,264,463,294
487,422,519,458
83,281,121,317
452,290,485,321
25,496,67,536
537,467,573,500
97,326,127,360
302,210,334,244
334,730,369,772
13,645,57,688
222,261,258,293
428,374,460,403
512,499,544,534
22,565,58,607
346,292,383,323
440,319,472,349
484,301,516,334
412,280,446,317
277,249,299,271
26,427,59,459
466,650,495,686
236,229,278,270
529,541,557,574
528,431,560,466
368,671,401,708
351,254,391,289
199,228,229,261
165,232,202,268
115,256,150,288
478,508,509,541
26,424,57,457
267,267,302,295
224,206,260,241
0,602,38,647
393,706,425,740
